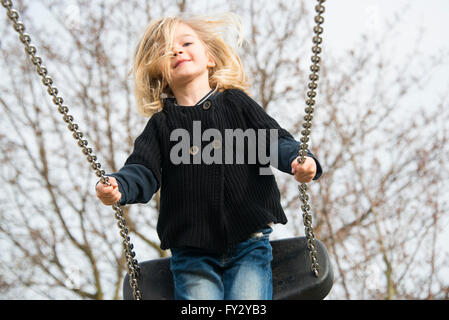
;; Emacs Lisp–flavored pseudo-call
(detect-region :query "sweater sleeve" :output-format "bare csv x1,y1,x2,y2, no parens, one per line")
227,89,322,178
276,136,323,180
106,113,162,205
108,164,159,205
227,89,294,139
124,113,162,188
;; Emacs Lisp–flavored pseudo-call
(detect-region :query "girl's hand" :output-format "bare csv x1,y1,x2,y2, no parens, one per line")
96,176,122,205
291,156,316,183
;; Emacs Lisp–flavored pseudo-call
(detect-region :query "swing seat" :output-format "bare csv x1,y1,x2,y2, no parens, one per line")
123,237,333,300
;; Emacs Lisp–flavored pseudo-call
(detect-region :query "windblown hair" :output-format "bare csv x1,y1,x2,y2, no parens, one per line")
132,12,251,117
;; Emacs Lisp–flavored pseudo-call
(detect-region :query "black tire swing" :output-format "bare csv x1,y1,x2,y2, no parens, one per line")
2,0,333,300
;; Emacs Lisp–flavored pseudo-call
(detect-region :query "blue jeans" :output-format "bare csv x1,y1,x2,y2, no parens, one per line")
170,226,273,300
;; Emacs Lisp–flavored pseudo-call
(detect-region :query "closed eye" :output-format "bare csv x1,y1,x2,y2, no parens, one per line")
183,42,192,47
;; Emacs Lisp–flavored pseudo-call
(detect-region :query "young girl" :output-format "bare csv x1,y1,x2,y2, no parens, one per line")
96,13,322,300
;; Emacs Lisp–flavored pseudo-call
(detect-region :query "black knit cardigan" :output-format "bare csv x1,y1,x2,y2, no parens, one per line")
114,88,322,253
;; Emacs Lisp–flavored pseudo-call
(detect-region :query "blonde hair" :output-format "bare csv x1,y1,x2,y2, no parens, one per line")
131,12,251,117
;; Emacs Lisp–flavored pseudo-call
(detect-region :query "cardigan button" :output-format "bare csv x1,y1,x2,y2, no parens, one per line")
189,145,199,155
203,100,212,110
212,139,221,149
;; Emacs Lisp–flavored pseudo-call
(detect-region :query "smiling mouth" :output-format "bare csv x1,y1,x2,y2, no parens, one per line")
175,60,190,68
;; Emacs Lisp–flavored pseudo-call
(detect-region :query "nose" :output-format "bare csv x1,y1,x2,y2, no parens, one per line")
172,47,184,57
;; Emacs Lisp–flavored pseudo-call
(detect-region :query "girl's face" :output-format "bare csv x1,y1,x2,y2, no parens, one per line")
168,23,215,87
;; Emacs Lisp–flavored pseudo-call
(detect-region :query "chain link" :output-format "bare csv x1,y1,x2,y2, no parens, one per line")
1,0,142,300
297,0,326,278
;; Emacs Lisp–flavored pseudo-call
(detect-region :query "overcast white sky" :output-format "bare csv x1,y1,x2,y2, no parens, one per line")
326,0,448,51
326,0,449,91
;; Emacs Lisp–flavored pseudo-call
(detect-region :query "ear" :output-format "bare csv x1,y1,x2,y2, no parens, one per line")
207,57,216,68
206,50,216,68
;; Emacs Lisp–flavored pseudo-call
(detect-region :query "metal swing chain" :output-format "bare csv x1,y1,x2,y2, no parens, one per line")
1,0,142,300
297,0,326,278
